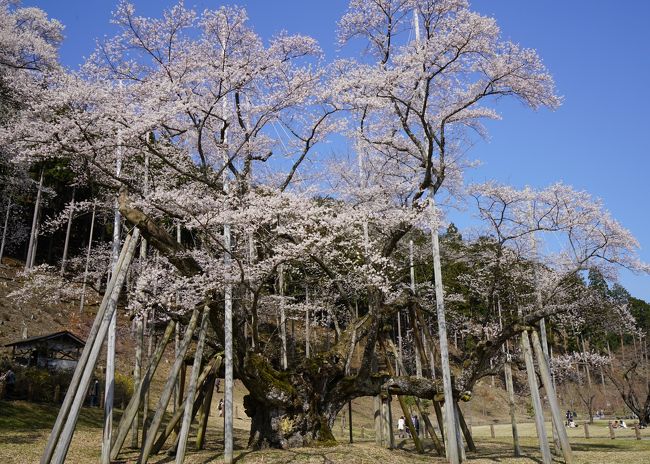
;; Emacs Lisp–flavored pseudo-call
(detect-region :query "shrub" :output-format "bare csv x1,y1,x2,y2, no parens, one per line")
114,372,134,407
1,364,75,403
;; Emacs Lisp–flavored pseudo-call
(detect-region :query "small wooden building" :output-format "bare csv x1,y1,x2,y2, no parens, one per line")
4,331,85,371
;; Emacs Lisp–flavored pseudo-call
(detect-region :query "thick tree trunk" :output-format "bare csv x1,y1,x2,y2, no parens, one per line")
245,396,336,449
118,192,452,451
241,348,449,449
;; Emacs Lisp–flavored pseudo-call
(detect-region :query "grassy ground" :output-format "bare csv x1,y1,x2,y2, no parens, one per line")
2,400,649,464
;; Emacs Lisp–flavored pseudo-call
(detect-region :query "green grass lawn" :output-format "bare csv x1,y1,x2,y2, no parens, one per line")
1,400,649,464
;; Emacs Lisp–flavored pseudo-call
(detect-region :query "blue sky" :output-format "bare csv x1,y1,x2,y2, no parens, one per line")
23,0,650,301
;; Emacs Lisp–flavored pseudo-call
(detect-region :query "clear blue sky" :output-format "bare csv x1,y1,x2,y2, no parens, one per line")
24,0,650,301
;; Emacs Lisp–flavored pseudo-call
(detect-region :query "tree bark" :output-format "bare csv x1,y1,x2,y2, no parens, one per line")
118,193,455,451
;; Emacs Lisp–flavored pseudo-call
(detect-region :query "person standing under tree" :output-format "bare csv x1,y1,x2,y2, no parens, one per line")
397,416,405,438
3,368,15,400
565,410,573,426
89,378,99,407
411,414,420,437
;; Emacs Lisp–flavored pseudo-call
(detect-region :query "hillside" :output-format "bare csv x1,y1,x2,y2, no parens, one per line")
1,255,607,431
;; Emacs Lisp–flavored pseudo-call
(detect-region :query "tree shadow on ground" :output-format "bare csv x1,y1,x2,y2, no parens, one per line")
0,400,118,431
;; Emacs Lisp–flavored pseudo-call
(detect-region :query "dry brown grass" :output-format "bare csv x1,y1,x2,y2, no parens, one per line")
2,400,649,464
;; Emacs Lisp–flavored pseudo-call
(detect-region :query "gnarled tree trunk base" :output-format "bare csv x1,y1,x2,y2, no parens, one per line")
244,395,336,449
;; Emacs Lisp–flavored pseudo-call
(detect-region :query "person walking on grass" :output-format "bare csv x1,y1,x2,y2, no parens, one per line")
397,416,405,438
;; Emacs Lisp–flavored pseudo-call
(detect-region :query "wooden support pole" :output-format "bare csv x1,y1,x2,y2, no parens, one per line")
381,395,395,449
635,425,641,440
453,402,466,462
102,159,123,464
434,400,445,444
417,401,444,455
609,423,615,439
223,141,234,464
388,338,444,455
305,285,311,358
584,422,590,439
430,203,460,464
195,371,217,450
171,363,187,443
151,356,221,456
374,395,383,445
25,168,44,271
581,337,592,389
110,321,176,460
408,240,421,378
155,386,207,456
167,383,208,456
175,307,210,463
382,340,422,452
348,401,353,444
497,298,521,456
531,331,573,464
131,316,144,449
396,395,423,453
521,331,552,464
78,203,96,313
60,188,75,275
142,328,154,442
490,424,495,439
48,230,139,464
172,226,182,429
455,403,475,453
173,317,181,424
42,231,137,464
415,308,438,378
0,198,11,264
380,397,387,447
504,360,522,456
139,307,201,464
279,263,288,369
407,305,430,370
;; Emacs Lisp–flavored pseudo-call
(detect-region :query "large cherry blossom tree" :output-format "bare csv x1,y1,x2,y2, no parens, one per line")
5,0,647,457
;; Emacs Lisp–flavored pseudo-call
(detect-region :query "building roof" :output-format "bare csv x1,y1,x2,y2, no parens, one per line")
4,330,86,348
